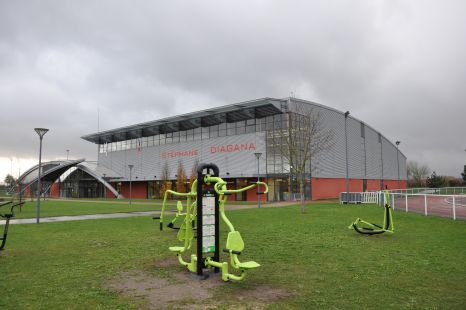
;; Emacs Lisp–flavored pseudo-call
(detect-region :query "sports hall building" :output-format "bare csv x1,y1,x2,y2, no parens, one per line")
75,97,407,201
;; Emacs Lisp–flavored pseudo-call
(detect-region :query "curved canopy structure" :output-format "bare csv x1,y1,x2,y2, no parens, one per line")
19,159,86,185
75,162,121,198
17,159,121,198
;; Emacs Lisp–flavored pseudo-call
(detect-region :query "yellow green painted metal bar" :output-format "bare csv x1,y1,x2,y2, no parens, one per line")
348,190,394,235
203,175,266,280
160,174,267,281
206,176,268,233
160,181,200,270
160,180,197,231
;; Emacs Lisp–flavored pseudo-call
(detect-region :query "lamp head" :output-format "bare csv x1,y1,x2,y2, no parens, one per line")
344,111,350,118
254,152,262,159
396,141,400,146
34,128,49,138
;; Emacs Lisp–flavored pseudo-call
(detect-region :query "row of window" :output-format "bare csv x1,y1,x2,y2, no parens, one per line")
98,115,288,153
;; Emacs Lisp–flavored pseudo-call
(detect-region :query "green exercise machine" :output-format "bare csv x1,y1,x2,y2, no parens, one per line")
1,197,25,250
164,200,189,230
156,163,268,281
348,190,394,235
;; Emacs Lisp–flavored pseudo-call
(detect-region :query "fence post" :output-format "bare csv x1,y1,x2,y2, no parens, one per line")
392,193,395,210
424,194,427,216
405,193,408,213
453,196,456,221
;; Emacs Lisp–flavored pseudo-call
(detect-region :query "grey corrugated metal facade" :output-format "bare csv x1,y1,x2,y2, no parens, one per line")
97,132,267,181
82,97,407,200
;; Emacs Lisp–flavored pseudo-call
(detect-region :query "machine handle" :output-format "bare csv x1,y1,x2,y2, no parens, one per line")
223,248,241,255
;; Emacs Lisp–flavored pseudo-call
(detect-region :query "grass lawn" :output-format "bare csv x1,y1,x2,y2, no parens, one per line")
1,198,259,219
1,203,465,309
2,199,164,219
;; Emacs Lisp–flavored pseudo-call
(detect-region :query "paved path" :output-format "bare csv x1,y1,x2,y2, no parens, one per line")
2,201,302,225
5,211,163,225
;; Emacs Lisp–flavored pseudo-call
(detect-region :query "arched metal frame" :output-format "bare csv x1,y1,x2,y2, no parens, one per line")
17,159,121,199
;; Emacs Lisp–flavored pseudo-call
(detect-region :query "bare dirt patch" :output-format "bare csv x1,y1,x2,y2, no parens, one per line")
152,256,181,268
106,259,292,309
106,269,223,309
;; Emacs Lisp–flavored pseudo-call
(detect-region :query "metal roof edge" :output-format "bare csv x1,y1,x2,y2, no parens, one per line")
81,97,286,143
288,97,407,159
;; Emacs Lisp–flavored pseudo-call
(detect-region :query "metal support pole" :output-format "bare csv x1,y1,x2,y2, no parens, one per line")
34,128,48,224
405,192,408,213
36,137,43,224
257,157,260,208
254,152,262,208
453,196,456,220
380,135,384,190
396,141,401,189
344,111,350,202
424,194,427,216
128,164,134,205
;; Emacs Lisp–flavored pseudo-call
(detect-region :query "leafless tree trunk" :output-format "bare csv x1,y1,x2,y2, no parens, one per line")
176,160,187,193
271,101,334,213
189,158,199,187
161,161,171,198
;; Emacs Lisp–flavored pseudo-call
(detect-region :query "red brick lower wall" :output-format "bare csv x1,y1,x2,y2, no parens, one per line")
50,183,60,198
105,183,118,198
383,180,407,190
107,178,407,201
24,187,32,197
120,182,147,199
246,178,267,202
311,178,363,200
311,178,407,200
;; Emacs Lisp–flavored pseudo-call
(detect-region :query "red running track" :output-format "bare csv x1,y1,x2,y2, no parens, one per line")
393,195,466,220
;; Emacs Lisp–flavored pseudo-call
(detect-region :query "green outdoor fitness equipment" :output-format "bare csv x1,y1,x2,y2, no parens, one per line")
0,197,25,251
166,200,188,230
156,163,268,281
348,190,394,235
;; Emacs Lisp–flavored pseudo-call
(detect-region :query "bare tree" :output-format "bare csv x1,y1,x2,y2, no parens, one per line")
189,158,199,187
271,102,334,213
176,160,187,193
461,165,466,185
407,161,430,187
160,161,171,198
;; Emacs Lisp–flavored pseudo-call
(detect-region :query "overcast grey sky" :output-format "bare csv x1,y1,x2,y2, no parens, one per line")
1,0,465,182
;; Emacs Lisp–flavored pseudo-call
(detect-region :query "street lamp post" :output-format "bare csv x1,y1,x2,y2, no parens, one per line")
66,149,69,160
380,134,384,190
128,164,134,205
34,128,49,224
344,111,350,203
396,141,401,189
254,152,262,208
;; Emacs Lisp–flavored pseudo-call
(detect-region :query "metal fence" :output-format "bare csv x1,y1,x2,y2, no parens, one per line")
340,188,466,220
391,187,466,195
391,192,465,220
340,191,383,205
